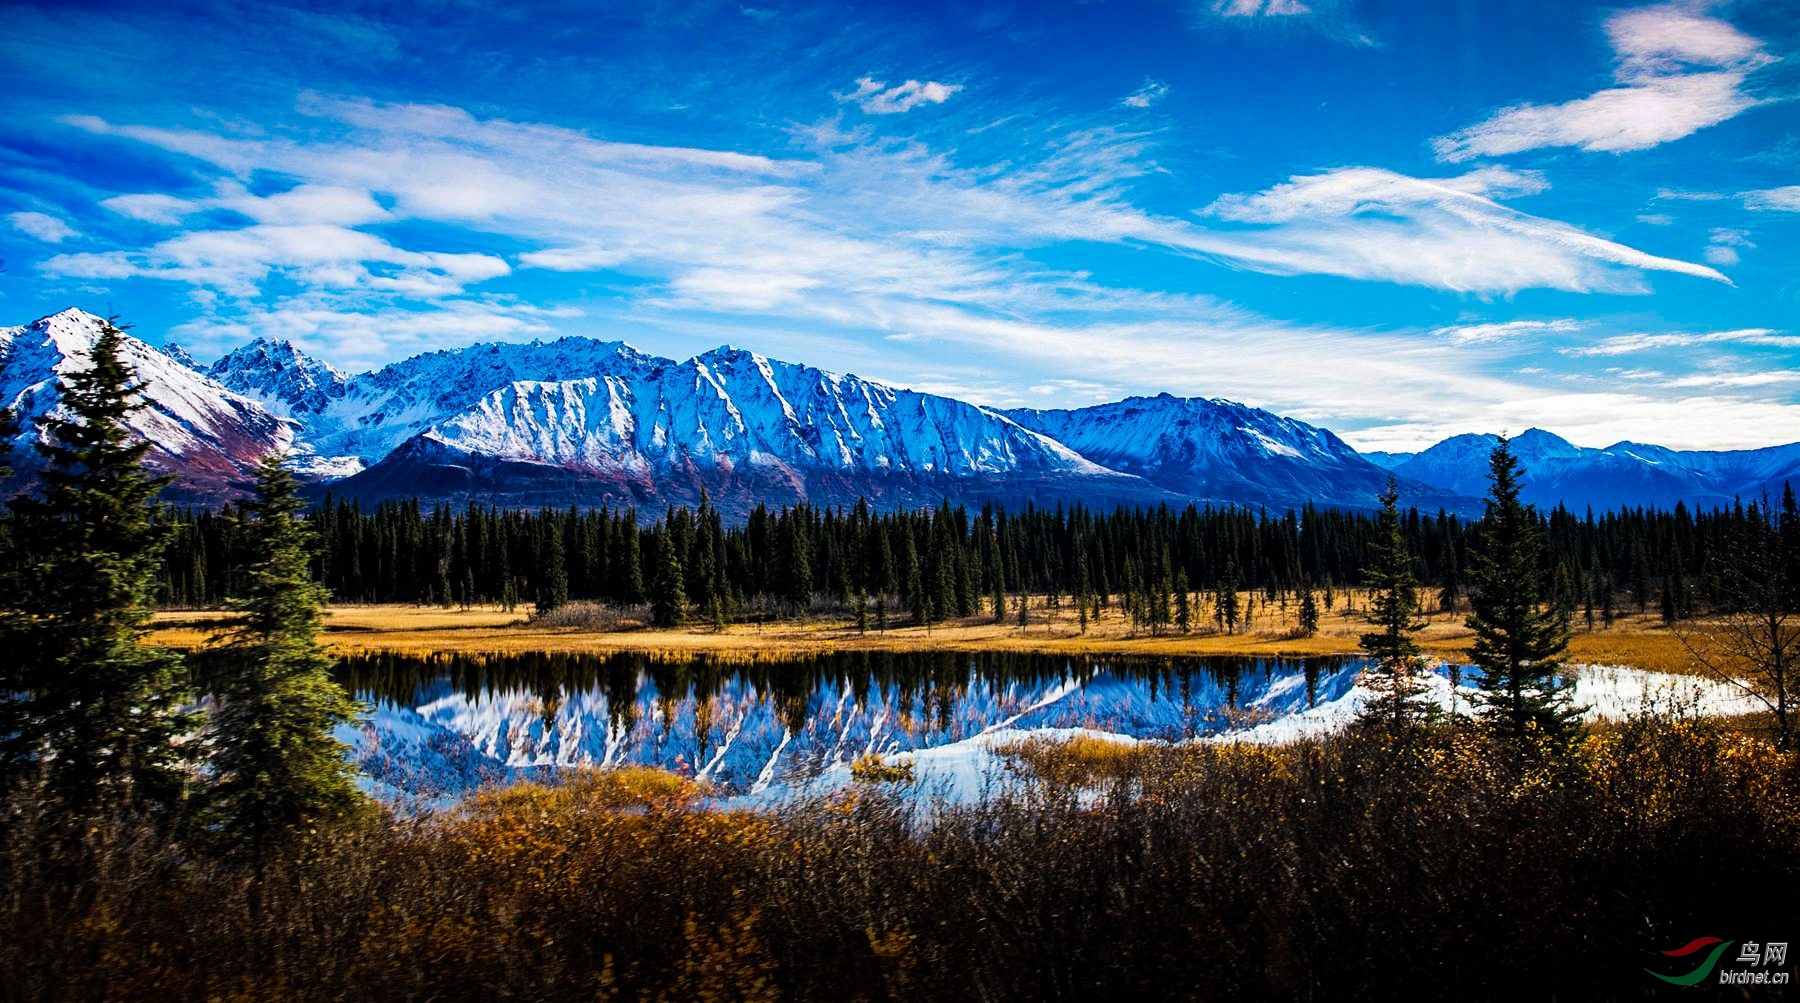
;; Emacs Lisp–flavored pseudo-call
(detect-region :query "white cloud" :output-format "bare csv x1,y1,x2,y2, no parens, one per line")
7,210,78,243
1561,328,1798,357
1346,393,1800,454
1122,79,1170,109
1431,318,1582,346
667,268,820,311
840,76,962,115
45,223,507,299
100,193,199,224
1703,227,1751,266
53,90,1738,394
169,297,577,374
517,243,631,271
1212,0,1310,15
1744,185,1800,211
1703,245,1739,266
1195,166,1725,292
1205,165,1548,222
1635,213,1674,225
1433,3,1773,162
1656,187,1728,201
1657,370,1800,389
49,93,1745,421
843,295,1800,452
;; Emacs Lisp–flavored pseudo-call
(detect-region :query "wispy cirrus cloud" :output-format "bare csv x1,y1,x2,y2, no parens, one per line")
1743,185,1800,211
46,95,1731,357
1433,3,1774,162
169,296,582,372
7,210,78,243
1196,0,1374,46
1211,0,1310,17
1122,78,1169,109
1560,328,1798,357
33,94,1776,450
1432,318,1582,346
1195,165,1726,292
839,76,962,115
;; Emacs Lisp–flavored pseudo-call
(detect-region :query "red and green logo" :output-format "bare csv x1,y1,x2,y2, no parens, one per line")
1647,937,1735,987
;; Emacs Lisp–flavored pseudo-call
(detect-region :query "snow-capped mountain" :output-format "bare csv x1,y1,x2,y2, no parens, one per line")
1390,428,1800,512
1003,394,1447,511
208,337,355,420
0,309,293,504
333,345,1167,517
7,308,1796,518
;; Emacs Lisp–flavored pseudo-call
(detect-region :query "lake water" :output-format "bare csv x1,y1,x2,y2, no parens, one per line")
337,651,1367,802
332,651,1759,806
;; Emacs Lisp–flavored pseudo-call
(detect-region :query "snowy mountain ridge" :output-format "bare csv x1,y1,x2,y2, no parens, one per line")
5,308,1797,517
0,309,296,503
1003,393,1436,512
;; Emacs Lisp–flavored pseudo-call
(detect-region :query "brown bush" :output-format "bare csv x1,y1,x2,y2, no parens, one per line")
4,719,1797,1001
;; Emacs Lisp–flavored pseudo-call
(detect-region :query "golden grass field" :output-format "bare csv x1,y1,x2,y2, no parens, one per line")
150,591,1711,673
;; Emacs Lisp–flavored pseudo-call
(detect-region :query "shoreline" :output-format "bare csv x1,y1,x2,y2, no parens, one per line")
150,600,1710,674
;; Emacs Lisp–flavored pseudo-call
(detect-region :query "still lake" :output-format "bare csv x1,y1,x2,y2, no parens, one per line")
329,651,1754,805
336,651,1373,802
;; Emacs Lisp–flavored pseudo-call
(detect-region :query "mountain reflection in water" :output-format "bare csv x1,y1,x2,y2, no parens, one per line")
331,651,1368,801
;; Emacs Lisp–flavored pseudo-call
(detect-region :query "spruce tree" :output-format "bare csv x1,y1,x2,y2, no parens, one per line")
777,513,812,613
1466,437,1578,741
1357,480,1429,731
0,317,194,814
539,522,569,614
650,532,687,628
1297,586,1320,637
205,453,362,856
1174,569,1192,634
1217,561,1241,634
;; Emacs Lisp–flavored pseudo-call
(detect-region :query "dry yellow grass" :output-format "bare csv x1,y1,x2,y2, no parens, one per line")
995,732,1150,787
148,592,1711,673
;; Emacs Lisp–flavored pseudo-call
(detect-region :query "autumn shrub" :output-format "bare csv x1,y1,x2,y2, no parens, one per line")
848,752,915,784
529,601,650,630
995,731,1150,787
4,724,1798,1001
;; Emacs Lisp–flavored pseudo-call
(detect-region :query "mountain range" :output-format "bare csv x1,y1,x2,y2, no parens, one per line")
2,309,1796,518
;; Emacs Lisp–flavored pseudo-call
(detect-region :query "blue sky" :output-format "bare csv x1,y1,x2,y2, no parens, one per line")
2,0,1797,450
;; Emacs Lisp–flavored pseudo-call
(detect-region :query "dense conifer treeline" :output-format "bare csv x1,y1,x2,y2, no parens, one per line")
89,485,1799,627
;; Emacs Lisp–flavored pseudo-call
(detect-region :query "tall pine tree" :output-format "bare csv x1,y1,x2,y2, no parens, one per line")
204,453,362,855
1466,436,1578,741
650,529,688,628
0,317,194,814
1357,479,1428,731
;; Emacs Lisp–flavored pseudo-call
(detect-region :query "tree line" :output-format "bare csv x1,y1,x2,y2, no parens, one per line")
111,468,1799,638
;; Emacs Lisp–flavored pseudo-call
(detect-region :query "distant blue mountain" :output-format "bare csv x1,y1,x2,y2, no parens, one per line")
1388,428,1800,512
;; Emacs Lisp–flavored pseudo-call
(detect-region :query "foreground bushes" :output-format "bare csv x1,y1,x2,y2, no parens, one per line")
4,717,1797,1001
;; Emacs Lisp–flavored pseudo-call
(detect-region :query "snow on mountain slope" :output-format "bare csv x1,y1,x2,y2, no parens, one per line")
16,308,1795,517
208,337,355,419
332,345,1166,517
0,309,294,504
1004,394,1453,512
317,337,660,461
1391,428,1800,511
